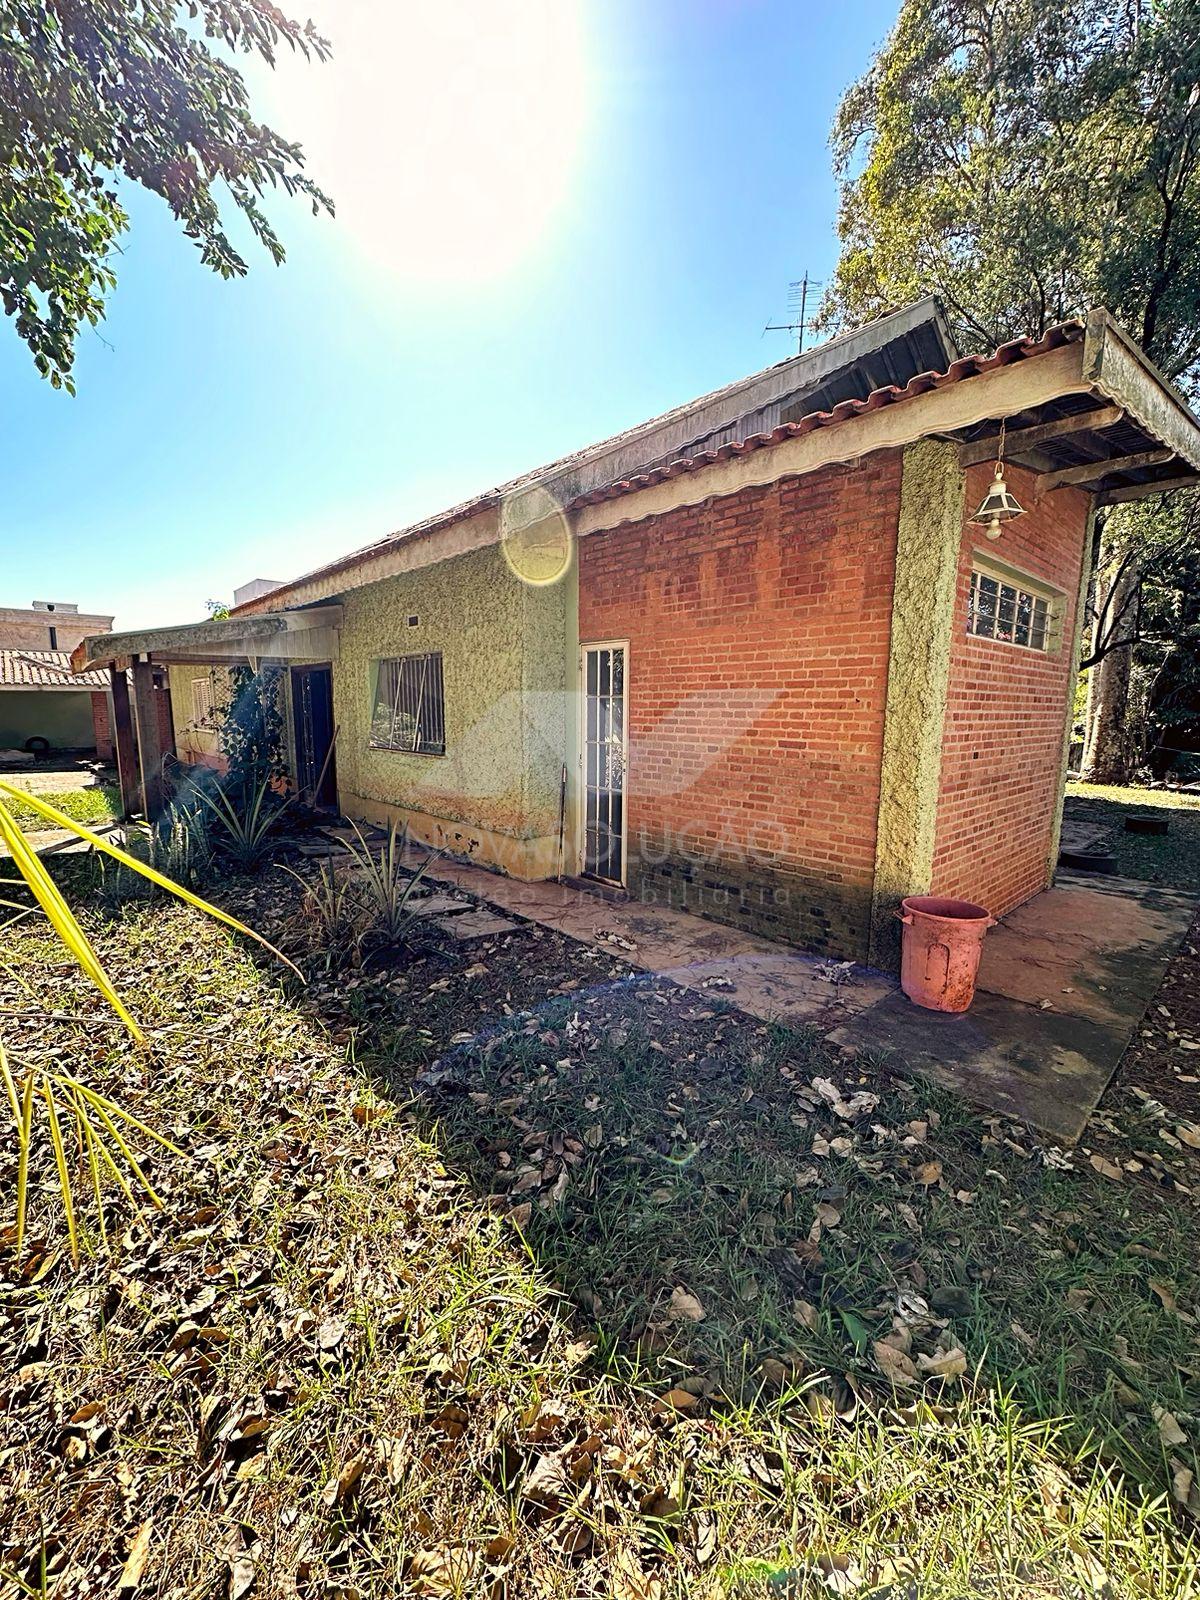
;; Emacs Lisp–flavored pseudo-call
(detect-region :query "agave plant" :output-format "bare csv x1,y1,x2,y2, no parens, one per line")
200,776,291,871
282,858,362,972
341,819,437,944
0,779,300,1264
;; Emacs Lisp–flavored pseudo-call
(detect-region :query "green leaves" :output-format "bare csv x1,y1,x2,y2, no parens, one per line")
823,0,1200,390
0,0,334,388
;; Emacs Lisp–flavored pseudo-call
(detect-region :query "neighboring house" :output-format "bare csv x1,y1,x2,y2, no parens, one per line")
0,601,115,757
75,303,1200,967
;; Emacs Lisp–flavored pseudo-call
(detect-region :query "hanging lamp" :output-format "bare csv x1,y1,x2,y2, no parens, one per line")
968,418,1026,540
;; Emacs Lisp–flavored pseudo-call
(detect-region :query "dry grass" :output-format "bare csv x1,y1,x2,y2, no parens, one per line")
1,875,1197,1598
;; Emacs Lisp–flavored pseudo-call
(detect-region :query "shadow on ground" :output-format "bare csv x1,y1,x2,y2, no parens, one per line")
319,909,1200,1506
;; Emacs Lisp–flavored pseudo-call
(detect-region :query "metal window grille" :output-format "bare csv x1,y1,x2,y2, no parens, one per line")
967,569,1052,652
191,676,214,724
370,653,445,755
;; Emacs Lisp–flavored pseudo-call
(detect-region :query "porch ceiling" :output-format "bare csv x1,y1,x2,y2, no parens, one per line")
953,312,1200,503
71,605,343,674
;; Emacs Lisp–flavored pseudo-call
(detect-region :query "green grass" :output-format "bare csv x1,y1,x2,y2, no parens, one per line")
1,878,1196,1598
1066,781,1200,891
3,783,120,833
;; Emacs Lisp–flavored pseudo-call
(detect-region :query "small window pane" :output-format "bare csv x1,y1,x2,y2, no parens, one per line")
370,654,445,754
967,567,1054,652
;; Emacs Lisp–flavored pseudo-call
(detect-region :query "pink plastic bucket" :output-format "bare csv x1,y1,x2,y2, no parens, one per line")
898,895,996,1013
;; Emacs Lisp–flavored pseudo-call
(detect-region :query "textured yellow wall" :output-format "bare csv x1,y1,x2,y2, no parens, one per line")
333,541,573,874
869,438,965,967
168,665,231,767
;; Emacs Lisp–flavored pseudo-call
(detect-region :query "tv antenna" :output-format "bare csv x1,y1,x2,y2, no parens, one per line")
764,272,823,353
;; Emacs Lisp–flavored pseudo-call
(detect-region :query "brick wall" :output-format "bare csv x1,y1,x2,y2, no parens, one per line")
90,692,113,760
577,454,903,957
931,462,1091,916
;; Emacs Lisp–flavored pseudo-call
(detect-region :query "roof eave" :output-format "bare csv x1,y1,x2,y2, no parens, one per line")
73,606,343,673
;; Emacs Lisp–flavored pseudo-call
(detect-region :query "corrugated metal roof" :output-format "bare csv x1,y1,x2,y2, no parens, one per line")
570,323,1087,511
0,650,109,690
230,298,957,613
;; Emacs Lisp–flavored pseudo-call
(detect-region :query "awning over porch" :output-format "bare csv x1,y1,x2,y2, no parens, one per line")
69,606,342,822
70,605,343,674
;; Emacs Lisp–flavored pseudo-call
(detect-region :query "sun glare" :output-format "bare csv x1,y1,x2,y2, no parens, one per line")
265,0,592,283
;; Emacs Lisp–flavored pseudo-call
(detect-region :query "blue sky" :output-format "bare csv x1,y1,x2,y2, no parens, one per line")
3,0,898,630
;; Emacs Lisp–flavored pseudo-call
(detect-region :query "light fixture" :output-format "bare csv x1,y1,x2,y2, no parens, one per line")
969,418,1026,540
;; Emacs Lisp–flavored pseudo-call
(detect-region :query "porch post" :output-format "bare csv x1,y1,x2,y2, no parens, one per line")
868,438,965,970
109,664,140,820
131,657,166,821
1046,501,1099,881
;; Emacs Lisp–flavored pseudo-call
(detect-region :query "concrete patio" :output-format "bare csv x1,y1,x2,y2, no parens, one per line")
371,835,1196,1144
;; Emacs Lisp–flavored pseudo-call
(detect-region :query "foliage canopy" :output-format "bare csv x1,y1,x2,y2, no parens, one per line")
0,0,331,390
825,0,1200,387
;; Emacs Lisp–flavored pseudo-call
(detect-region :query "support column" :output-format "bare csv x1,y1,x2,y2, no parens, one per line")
868,439,965,969
1047,502,1099,879
131,657,166,821
109,665,140,820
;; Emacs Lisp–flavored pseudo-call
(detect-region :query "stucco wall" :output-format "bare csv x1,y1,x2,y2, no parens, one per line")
0,690,96,750
333,542,572,874
168,665,233,773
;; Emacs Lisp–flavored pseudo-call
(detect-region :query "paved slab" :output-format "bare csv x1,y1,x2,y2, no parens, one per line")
827,873,1197,1143
395,845,1194,1144
435,909,521,941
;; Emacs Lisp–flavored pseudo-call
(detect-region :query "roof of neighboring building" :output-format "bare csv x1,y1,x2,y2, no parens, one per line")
0,650,110,690
231,298,958,614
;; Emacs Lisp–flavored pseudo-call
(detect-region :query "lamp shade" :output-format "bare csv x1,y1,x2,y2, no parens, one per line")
969,465,1025,540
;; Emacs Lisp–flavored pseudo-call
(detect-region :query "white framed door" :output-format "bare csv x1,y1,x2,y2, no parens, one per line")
579,641,627,885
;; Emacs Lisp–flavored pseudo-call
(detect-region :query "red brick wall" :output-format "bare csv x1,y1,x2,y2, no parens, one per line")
90,691,113,760
931,462,1091,916
577,454,903,957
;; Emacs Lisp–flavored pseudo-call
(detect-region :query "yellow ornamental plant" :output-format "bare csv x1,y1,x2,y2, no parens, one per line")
0,779,301,1264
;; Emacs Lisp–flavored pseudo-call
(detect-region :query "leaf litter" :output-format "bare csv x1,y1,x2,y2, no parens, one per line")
0,856,1198,1596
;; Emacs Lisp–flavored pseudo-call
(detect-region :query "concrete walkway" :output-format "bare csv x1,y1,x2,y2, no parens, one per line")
366,832,1195,1144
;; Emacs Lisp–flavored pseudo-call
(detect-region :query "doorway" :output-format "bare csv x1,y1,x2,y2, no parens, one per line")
580,642,627,885
291,664,337,809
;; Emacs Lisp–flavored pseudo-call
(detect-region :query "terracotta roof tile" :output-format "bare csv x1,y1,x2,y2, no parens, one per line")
0,650,110,690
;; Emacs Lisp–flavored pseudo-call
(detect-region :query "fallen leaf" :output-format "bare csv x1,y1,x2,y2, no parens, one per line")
1154,1405,1188,1447
914,1160,943,1186
119,1520,153,1590
667,1286,705,1323
1089,1153,1123,1181
654,1387,700,1416
917,1347,968,1380
1148,1280,1178,1314
873,1340,918,1387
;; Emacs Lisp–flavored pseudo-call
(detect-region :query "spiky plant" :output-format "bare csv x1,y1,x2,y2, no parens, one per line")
0,779,300,1264
340,819,437,945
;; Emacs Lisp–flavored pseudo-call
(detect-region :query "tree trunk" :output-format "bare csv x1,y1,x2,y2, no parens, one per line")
1080,538,1138,784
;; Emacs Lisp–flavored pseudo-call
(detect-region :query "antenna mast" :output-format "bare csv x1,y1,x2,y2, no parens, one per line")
764,271,823,353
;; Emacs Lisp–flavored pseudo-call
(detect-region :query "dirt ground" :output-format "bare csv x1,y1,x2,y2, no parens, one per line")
1066,784,1200,1183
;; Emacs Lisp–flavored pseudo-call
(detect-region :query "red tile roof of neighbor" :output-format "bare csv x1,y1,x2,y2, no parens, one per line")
568,322,1087,511
0,650,109,690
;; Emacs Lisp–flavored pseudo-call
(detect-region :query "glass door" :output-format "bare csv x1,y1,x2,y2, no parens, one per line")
581,643,626,884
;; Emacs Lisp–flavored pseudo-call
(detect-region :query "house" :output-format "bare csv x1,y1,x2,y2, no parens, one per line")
0,601,115,758
74,303,1200,967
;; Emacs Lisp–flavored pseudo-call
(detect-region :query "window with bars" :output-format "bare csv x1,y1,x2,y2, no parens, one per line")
967,566,1057,652
191,676,215,725
370,653,446,755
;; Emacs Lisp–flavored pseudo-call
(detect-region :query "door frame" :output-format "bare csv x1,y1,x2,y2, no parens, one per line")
577,639,629,887
290,662,338,809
